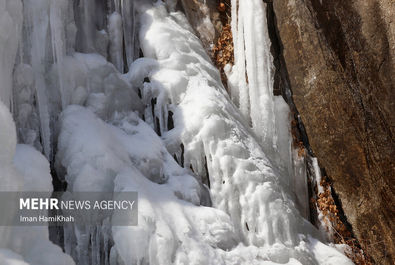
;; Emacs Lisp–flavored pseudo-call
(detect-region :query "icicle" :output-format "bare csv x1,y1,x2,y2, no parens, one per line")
227,0,249,119
244,0,276,149
292,149,310,219
0,0,23,109
228,0,278,152
120,0,138,68
75,0,96,53
23,0,52,159
50,0,68,109
108,11,124,72
274,96,294,181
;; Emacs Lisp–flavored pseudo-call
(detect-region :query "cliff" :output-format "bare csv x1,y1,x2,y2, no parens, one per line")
272,0,394,263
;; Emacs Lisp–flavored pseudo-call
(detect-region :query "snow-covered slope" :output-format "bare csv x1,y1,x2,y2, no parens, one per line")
0,0,353,264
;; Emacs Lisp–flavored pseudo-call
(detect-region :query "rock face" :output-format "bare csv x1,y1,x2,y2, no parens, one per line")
272,0,394,263
178,0,223,50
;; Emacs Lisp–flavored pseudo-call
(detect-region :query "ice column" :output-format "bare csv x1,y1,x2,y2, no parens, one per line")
0,0,23,108
23,0,52,159
227,0,310,216
120,0,139,68
49,0,69,109
228,0,276,151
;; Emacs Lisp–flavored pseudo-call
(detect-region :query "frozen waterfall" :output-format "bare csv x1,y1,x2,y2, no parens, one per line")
0,0,353,264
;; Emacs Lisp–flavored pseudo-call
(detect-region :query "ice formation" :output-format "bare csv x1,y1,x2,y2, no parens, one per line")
226,0,311,220
0,0,354,264
0,101,75,265
0,0,22,109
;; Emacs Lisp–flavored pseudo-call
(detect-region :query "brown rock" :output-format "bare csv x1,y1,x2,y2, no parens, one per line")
178,0,223,50
272,0,395,263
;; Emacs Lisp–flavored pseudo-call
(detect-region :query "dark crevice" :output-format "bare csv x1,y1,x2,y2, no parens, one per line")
167,111,174,130
203,156,210,188
155,117,161,136
331,185,355,236
122,33,129,73
151,98,162,136
49,171,66,252
309,0,349,69
49,153,67,251
174,0,186,13
51,166,67,192
180,143,185,167
151,97,162,136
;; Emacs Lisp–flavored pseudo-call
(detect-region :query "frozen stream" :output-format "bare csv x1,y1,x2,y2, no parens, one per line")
0,0,353,264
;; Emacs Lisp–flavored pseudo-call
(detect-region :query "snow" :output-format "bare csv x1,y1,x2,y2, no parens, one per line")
0,101,75,265
14,144,53,191
308,236,354,265
0,249,29,265
0,102,20,190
